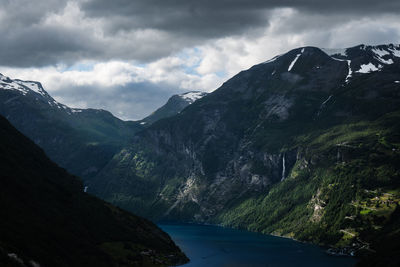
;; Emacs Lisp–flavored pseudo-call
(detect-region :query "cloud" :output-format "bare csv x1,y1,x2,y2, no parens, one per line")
0,1,200,67
0,57,225,120
0,0,399,67
55,82,173,120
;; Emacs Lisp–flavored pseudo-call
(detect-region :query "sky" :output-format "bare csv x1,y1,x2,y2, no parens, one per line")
0,0,399,120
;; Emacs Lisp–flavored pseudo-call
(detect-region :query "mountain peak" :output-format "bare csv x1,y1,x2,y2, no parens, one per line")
0,73,118,117
178,91,208,104
141,91,208,125
256,44,400,87
0,73,48,98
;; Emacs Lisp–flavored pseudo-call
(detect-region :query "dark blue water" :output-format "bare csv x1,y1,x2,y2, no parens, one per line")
159,223,357,267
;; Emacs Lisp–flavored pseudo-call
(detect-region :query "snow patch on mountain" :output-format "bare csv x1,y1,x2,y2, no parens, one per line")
1,74,29,95
345,60,353,83
0,73,80,115
356,63,381,73
372,48,394,65
329,57,352,83
288,48,304,72
179,91,207,104
388,46,400,57
372,48,390,57
263,55,281,64
15,80,47,97
375,57,394,65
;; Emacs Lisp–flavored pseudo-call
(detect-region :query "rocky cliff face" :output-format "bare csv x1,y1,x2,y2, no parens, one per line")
90,44,400,227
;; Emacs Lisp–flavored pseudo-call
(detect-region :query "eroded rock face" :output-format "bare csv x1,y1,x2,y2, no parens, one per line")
310,189,326,223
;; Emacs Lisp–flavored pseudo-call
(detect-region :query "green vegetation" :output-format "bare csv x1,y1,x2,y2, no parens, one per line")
216,110,400,257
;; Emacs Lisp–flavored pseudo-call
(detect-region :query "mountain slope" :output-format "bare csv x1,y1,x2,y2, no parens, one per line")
0,73,143,182
140,91,207,125
90,44,400,259
0,114,187,267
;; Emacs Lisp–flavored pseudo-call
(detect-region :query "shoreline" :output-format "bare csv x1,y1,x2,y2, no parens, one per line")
158,221,358,258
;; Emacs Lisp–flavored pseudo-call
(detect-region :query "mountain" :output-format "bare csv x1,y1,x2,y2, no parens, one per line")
0,73,143,182
0,114,187,267
89,44,400,261
140,91,207,125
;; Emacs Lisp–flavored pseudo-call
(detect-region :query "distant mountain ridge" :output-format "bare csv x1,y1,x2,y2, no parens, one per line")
0,72,143,182
140,91,207,125
1,73,95,114
0,73,206,183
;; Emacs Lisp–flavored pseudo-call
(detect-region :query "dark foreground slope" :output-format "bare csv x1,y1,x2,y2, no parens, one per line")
90,44,400,262
0,115,187,267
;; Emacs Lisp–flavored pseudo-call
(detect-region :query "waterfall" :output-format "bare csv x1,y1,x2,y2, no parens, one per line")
337,148,341,162
281,154,286,181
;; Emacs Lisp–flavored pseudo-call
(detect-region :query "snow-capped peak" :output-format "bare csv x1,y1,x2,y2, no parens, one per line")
14,80,48,97
1,73,29,96
179,91,207,104
0,73,49,97
0,73,76,114
320,44,400,81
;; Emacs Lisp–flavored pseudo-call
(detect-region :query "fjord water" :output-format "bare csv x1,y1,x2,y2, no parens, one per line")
159,224,356,267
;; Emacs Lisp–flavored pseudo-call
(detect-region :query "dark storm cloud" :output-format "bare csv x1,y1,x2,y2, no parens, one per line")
0,24,97,67
82,0,400,35
0,0,68,26
83,1,270,38
0,0,399,67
